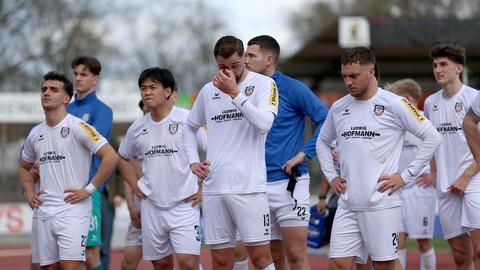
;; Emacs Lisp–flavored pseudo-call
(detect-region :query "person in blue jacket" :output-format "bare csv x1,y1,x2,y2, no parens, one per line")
245,35,329,270
68,56,113,270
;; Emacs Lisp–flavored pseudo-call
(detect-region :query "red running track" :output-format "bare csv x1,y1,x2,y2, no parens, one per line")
0,248,455,269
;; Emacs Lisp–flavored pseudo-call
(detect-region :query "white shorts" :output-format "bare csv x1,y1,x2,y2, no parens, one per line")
329,206,401,262
438,193,470,239
399,187,437,239
462,190,480,231
140,198,200,261
267,175,311,240
203,193,271,247
37,215,90,266
125,223,142,247
31,217,39,264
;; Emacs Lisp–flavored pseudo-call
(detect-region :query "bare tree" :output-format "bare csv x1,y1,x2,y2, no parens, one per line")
0,0,114,92
126,0,224,92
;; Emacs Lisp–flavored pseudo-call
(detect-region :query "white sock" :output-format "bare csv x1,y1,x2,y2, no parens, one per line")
233,259,249,270
199,265,204,270
398,248,407,270
420,248,436,270
260,263,275,270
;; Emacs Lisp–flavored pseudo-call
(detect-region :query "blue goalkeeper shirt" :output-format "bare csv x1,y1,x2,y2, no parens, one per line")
67,91,113,190
266,70,328,182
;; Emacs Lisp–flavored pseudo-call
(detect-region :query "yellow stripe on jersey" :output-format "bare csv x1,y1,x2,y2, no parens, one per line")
401,98,425,123
270,82,278,107
79,122,100,142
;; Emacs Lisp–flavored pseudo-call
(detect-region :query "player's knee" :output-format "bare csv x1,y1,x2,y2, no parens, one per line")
251,256,274,269
451,247,472,265
177,255,199,270
417,239,432,253
121,258,137,270
152,258,174,270
328,259,348,270
212,254,234,269
285,244,307,264
473,244,480,259
371,260,395,270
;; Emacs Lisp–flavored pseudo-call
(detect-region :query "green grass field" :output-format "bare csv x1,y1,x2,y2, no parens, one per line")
406,238,450,250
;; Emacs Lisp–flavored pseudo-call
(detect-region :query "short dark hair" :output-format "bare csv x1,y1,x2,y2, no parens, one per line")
341,47,376,66
71,56,102,75
214,36,244,58
138,67,176,92
42,71,74,98
429,44,466,65
247,35,280,61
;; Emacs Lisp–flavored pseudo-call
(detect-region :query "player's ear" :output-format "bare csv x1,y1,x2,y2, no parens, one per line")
266,54,274,66
457,64,464,75
63,94,71,105
165,87,173,100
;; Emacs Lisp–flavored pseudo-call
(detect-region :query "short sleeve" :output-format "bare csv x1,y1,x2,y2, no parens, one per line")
188,88,207,128
21,130,37,163
75,121,108,154
118,125,140,160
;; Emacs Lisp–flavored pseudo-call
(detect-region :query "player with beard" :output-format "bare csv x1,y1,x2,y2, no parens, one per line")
183,35,278,270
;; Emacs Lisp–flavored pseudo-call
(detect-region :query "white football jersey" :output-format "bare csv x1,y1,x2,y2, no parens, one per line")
187,71,278,195
318,88,438,211
119,106,198,208
21,114,107,218
398,130,436,197
472,92,480,116
424,85,480,196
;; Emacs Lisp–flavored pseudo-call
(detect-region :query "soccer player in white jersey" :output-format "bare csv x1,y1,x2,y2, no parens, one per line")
118,67,201,270
183,35,278,270
18,71,118,270
465,93,480,175
316,47,441,270
424,43,480,269
390,79,437,270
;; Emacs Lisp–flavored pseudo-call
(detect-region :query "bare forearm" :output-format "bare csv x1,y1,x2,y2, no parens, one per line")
124,183,135,209
90,146,118,188
462,162,479,181
464,113,480,164
18,166,35,193
118,158,139,190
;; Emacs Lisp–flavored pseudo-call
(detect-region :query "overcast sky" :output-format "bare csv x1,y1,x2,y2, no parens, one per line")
209,0,320,56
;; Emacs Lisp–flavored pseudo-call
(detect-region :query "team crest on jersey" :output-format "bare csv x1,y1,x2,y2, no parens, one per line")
374,105,384,116
169,123,178,134
455,101,463,112
81,113,90,122
60,127,70,138
244,86,255,96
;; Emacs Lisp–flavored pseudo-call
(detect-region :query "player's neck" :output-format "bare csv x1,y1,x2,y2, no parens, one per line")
356,81,378,101
150,103,173,122
441,79,463,99
45,107,68,127
264,67,276,78
76,88,95,100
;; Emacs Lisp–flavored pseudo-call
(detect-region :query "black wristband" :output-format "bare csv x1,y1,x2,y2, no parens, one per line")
318,195,326,200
